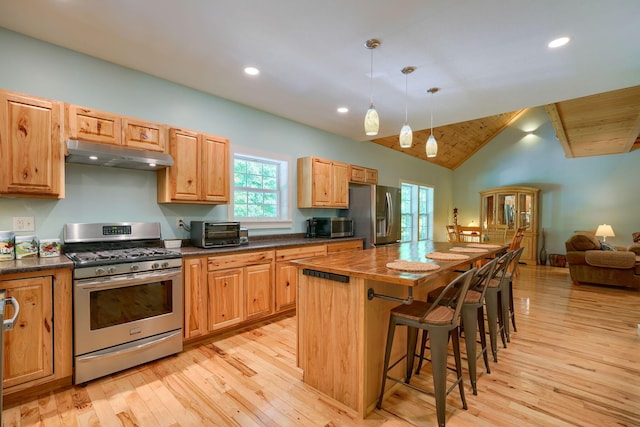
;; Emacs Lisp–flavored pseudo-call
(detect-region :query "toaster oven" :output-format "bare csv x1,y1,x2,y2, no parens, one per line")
190,221,241,248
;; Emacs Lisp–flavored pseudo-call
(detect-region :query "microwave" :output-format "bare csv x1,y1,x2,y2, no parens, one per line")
190,221,241,248
313,217,354,238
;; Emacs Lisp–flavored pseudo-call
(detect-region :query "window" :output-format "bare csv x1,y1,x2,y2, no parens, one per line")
230,150,291,228
400,182,434,242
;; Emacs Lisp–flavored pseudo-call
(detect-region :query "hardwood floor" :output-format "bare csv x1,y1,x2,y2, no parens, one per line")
4,265,640,426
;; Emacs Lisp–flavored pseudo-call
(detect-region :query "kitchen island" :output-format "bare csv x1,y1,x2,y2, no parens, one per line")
293,241,507,417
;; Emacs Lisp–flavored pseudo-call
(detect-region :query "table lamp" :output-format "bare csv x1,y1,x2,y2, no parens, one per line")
595,224,615,242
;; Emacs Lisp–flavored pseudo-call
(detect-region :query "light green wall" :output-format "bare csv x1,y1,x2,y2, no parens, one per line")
4,29,636,254
453,107,640,255
0,29,453,241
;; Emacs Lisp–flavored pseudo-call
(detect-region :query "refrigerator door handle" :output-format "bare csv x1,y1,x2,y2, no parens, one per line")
386,192,393,236
3,296,20,331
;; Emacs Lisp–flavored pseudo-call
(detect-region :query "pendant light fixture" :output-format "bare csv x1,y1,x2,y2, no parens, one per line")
399,66,415,148
364,39,381,136
426,87,440,157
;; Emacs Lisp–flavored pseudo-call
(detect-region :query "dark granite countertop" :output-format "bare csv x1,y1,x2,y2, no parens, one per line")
0,255,75,276
177,235,363,256
0,235,363,276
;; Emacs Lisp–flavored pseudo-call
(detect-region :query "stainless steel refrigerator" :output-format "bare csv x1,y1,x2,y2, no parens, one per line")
348,184,401,248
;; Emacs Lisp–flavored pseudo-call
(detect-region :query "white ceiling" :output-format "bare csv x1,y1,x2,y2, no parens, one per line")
1,0,639,142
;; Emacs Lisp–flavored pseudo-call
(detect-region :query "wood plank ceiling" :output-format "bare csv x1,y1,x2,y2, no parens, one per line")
372,85,640,170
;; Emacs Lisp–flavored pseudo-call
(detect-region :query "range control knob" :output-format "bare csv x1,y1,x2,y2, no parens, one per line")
151,263,160,269
130,264,140,272
108,266,117,274
95,267,106,276
162,262,170,268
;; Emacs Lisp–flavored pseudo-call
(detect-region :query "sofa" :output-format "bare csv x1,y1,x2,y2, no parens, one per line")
565,233,640,289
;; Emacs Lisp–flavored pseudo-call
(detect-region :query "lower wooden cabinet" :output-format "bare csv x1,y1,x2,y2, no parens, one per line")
245,263,273,319
0,268,72,397
2,276,53,388
183,241,363,340
183,256,207,339
273,240,362,313
275,245,327,313
274,263,298,312
183,250,274,340
208,268,244,330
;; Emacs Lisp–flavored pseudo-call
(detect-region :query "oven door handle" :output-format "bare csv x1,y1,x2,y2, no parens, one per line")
75,268,182,291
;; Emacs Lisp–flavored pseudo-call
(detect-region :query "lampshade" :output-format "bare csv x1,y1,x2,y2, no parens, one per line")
399,123,412,147
364,39,381,136
399,66,415,148
426,134,438,157
426,87,439,158
595,224,615,242
364,105,379,136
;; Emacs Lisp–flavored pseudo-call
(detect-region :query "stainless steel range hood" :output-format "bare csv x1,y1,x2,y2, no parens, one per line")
65,139,174,170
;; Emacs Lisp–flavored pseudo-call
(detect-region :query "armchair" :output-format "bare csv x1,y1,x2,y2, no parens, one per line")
565,233,640,289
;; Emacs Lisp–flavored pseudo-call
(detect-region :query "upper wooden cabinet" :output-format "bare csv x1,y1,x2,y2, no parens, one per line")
65,104,166,152
157,128,230,204
122,117,166,152
480,185,540,264
349,164,378,184
297,156,349,208
0,91,64,198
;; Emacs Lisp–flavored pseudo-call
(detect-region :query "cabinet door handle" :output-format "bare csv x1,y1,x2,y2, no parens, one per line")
3,296,20,331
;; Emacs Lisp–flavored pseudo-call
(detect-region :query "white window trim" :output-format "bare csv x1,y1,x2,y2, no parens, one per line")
228,146,293,229
400,179,435,242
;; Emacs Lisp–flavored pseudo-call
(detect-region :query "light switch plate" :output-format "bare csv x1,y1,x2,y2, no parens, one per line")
13,216,35,232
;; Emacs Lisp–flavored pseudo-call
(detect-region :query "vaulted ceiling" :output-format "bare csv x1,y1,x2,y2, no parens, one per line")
374,85,640,169
0,1,639,169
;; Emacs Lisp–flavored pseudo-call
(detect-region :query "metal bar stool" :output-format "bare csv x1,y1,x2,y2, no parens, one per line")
484,250,515,362
376,268,476,427
502,246,525,342
424,256,499,395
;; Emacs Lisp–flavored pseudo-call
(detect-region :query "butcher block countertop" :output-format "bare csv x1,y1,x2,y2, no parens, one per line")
294,240,509,417
292,241,507,286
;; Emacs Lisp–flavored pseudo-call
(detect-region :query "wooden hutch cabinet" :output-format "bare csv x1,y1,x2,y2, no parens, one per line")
479,186,540,264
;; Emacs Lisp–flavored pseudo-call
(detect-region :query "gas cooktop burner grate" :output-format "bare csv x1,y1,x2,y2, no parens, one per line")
66,247,181,265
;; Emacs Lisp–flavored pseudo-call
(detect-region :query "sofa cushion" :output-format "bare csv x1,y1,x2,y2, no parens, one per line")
633,232,640,243
584,250,636,269
628,243,640,256
570,233,602,251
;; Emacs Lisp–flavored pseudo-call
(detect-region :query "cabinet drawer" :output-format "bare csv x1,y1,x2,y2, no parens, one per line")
349,165,366,182
66,104,122,145
123,118,166,152
208,250,274,271
275,245,327,262
327,240,363,254
365,168,378,184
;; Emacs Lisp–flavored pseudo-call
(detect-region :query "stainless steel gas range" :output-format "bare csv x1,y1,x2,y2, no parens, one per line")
64,222,183,384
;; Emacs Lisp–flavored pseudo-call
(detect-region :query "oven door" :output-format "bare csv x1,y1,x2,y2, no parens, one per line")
74,267,183,357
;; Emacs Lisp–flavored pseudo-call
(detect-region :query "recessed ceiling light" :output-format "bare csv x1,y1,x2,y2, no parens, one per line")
337,107,349,114
244,66,260,76
548,36,571,48
89,155,98,161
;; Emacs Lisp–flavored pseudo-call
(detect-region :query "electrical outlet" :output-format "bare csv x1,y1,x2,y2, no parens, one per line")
176,217,184,229
13,216,35,232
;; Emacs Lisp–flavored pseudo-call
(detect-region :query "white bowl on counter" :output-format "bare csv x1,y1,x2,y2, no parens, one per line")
163,239,182,249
